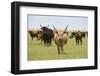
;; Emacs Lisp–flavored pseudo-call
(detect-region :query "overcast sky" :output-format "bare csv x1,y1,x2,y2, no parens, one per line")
27,14,88,31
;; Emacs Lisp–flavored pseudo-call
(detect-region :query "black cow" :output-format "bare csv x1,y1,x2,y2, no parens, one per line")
40,25,53,46
81,32,86,39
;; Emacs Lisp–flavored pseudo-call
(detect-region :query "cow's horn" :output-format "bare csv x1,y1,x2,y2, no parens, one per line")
52,25,58,34
52,25,57,31
40,24,42,28
63,25,68,35
47,24,49,27
64,25,68,31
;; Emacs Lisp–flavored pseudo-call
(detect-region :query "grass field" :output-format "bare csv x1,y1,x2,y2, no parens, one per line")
28,34,88,61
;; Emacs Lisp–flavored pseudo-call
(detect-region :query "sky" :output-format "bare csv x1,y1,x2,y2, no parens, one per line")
27,14,88,31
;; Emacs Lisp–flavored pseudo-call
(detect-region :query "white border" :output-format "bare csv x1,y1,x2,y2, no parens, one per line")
20,6,95,70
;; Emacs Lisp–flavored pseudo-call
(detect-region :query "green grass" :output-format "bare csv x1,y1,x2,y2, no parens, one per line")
28,35,88,61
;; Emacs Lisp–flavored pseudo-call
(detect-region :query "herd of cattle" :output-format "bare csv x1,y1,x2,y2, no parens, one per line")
28,25,88,54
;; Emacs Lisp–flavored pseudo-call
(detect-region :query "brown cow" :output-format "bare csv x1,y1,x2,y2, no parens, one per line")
28,29,38,40
28,29,43,41
53,25,68,54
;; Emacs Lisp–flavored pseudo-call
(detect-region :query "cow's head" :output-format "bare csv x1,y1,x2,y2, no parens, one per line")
53,25,68,42
40,24,49,31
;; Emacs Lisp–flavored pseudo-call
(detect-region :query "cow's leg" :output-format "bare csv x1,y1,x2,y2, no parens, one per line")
77,39,79,45
57,46,60,54
48,39,50,46
30,35,33,40
30,34,33,40
49,39,51,46
44,40,46,46
84,35,85,39
47,40,49,46
61,46,64,54
46,40,48,46
76,39,78,45
31,36,33,40
80,39,82,45
75,37,77,45
45,39,48,46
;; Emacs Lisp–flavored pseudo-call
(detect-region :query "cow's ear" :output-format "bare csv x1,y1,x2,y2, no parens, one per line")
64,31,66,33
62,31,66,35
54,31,58,35
63,31,66,34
